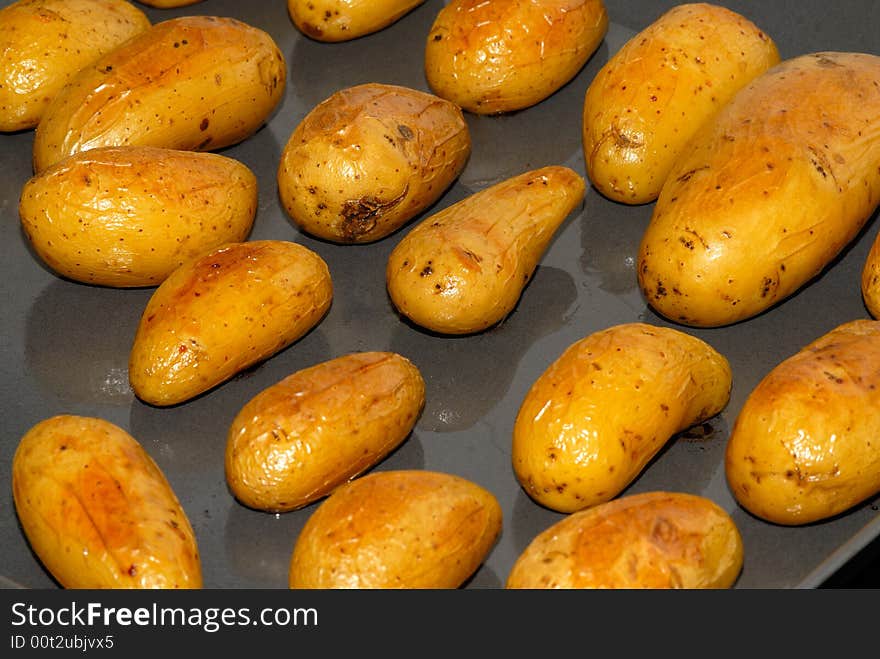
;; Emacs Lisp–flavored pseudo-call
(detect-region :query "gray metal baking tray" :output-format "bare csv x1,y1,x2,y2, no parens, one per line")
1,0,878,589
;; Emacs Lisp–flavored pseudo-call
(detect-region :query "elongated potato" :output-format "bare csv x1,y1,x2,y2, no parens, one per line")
289,470,502,589
725,319,880,525
278,83,471,243
12,415,201,589
226,352,425,512
32,15,286,172
862,233,880,318
425,0,608,114
386,166,585,334
20,146,257,287
506,491,743,589
129,240,333,407
583,3,779,204
0,0,150,132
638,52,880,327
513,323,731,513
288,0,425,42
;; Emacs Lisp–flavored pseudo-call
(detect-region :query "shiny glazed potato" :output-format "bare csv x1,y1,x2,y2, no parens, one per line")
0,0,150,132
638,52,880,328
288,470,502,588
19,146,257,287
512,323,731,513
226,352,426,512
386,165,585,334
424,0,608,114
288,0,426,42
582,3,779,205
32,15,286,172
12,415,202,589
129,240,333,407
725,319,880,525
862,233,880,318
506,491,743,589
278,83,471,244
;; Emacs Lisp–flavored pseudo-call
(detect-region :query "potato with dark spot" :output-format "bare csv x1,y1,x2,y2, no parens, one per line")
726,319,880,525
278,83,470,244
862,233,880,319
288,0,426,42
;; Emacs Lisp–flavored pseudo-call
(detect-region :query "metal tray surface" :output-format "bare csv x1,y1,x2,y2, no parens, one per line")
1,0,879,590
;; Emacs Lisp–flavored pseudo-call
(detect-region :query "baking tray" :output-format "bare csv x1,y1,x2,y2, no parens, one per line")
1,0,878,590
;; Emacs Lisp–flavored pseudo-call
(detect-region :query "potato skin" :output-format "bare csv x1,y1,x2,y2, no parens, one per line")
0,0,150,132
19,146,257,287
278,83,471,244
425,0,608,114
32,15,286,172
638,52,880,328
386,165,585,334
506,491,743,589
12,415,202,589
862,233,880,318
583,3,779,205
289,470,502,589
513,323,731,513
129,240,333,407
725,319,880,525
226,352,425,512
288,0,426,42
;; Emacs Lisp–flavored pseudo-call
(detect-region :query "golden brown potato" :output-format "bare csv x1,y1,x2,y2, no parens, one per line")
32,15,286,172
288,0,426,42
506,491,743,589
12,415,201,589
19,146,257,287
386,165,585,334
0,0,150,132
582,3,779,204
129,240,333,407
226,352,426,512
289,470,502,588
725,319,880,525
513,323,731,513
278,83,471,243
862,233,880,318
424,0,608,114
638,52,880,327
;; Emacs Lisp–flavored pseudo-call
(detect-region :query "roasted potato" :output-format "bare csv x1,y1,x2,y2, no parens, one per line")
32,15,286,172
862,232,880,319
288,0,426,42
424,0,608,114
20,146,257,287
638,52,880,327
386,165,585,334
129,240,333,407
278,83,471,243
513,322,731,513
226,352,425,512
12,415,202,589
725,319,880,525
506,491,743,589
582,3,779,204
288,470,502,589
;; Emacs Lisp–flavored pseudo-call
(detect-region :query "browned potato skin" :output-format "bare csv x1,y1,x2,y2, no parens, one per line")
32,15,286,172
0,0,150,132
638,52,880,328
278,83,471,244
862,233,880,318
386,166,585,334
12,415,202,589
288,0,426,42
289,470,502,589
725,319,880,526
513,323,731,513
129,240,333,407
425,0,608,115
506,491,743,589
19,146,257,287
226,352,426,512
583,3,779,204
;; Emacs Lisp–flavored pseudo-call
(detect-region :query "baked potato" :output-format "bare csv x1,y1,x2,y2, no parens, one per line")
288,0,426,42
862,232,880,319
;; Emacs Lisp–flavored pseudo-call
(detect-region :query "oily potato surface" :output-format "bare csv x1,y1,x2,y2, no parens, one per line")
513,323,731,513
278,83,471,243
289,470,502,589
12,415,201,589
288,0,425,42
20,146,257,287
862,233,880,318
726,319,880,525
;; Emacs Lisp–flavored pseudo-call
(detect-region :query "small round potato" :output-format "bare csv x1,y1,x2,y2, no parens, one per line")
288,0,426,42
862,232,880,319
